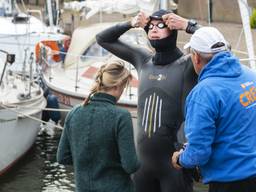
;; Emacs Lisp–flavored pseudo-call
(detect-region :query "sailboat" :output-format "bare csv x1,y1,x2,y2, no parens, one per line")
0,0,68,174
0,49,46,175
39,22,147,121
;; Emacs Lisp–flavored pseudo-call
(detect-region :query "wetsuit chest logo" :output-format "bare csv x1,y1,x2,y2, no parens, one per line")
142,92,162,138
148,74,167,81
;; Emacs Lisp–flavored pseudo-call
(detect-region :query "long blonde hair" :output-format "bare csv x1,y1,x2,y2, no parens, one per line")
83,60,132,106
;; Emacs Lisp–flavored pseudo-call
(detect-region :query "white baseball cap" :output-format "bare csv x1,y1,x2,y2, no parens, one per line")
184,27,228,53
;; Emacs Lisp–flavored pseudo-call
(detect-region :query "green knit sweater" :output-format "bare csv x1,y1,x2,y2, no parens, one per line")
57,93,140,192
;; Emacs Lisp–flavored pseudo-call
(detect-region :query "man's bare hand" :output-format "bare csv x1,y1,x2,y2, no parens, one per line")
131,11,149,28
172,150,183,170
162,13,188,31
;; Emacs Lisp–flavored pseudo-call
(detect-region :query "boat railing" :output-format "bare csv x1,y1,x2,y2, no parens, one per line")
38,42,256,104
40,43,256,69
27,9,44,24
0,50,15,87
37,43,138,101
28,52,34,98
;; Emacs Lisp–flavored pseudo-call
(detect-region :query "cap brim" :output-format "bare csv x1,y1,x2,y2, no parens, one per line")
183,42,191,50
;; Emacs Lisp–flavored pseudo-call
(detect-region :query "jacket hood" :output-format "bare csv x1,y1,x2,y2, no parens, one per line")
199,51,242,81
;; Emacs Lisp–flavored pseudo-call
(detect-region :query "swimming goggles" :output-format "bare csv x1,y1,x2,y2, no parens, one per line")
148,22,167,30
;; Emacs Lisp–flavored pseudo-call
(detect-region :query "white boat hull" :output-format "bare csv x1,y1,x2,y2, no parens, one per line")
0,85,47,175
48,87,137,124
0,109,42,174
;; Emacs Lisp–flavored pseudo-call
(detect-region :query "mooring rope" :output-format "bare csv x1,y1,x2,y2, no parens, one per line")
1,102,137,126
2,104,71,112
0,103,64,130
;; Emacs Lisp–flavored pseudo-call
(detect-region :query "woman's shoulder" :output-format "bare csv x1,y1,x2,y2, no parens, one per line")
71,104,83,112
113,106,131,119
66,104,83,118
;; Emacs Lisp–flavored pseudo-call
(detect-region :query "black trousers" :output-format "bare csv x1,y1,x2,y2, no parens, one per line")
133,163,193,192
209,177,256,192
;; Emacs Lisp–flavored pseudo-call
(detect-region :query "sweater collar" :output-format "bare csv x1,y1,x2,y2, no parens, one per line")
90,92,117,105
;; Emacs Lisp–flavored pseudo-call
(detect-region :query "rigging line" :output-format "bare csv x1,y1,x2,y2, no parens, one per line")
0,118,16,122
235,28,244,51
240,57,256,61
0,103,64,130
178,41,253,57
1,104,70,112
20,0,27,13
40,56,108,70
44,50,110,60
39,45,110,59
0,33,37,39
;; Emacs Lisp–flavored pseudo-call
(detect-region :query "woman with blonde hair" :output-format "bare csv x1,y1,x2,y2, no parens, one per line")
57,60,140,192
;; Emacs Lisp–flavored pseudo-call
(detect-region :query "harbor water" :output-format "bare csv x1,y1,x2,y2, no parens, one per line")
0,127,75,192
0,125,208,192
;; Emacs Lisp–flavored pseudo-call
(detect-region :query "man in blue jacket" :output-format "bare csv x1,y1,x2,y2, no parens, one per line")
172,26,256,192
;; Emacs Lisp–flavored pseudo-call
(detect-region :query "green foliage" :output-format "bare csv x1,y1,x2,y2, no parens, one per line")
250,9,256,29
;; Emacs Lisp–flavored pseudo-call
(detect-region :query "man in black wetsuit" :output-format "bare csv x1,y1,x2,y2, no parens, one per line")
96,10,199,192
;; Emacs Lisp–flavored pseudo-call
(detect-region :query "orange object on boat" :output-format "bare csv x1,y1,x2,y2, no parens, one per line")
35,40,61,63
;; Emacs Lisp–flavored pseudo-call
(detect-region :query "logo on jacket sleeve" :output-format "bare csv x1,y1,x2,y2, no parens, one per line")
239,82,256,108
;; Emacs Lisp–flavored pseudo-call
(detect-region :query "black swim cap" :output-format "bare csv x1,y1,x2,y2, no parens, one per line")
149,9,172,20
144,9,172,33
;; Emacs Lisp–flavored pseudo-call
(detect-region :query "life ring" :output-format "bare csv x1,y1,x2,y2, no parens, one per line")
35,40,61,63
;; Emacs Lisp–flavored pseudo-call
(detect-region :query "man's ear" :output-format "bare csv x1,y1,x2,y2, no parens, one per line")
194,52,203,69
194,52,200,65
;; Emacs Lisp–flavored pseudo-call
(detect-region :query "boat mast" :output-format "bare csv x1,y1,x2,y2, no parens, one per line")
5,0,13,15
238,0,256,69
207,0,212,24
47,0,54,31
160,0,168,9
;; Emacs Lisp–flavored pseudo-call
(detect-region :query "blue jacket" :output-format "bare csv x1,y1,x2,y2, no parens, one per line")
179,51,256,183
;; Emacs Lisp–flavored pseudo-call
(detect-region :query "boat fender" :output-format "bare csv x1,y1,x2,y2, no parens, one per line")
42,94,61,124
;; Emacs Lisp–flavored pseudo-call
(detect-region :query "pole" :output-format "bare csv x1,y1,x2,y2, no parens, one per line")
47,0,54,31
160,0,168,10
208,0,212,24
6,0,12,15
238,0,256,69
0,59,8,87
0,50,8,86
28,52,34,98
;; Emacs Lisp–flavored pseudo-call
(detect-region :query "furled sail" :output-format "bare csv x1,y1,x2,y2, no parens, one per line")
64,0,160,19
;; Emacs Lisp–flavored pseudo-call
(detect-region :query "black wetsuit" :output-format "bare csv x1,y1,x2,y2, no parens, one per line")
96,21,198,192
